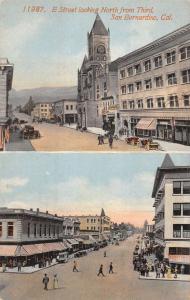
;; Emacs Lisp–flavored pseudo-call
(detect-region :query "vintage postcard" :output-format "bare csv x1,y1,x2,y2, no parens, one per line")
0,152,189,300
0,0,190,151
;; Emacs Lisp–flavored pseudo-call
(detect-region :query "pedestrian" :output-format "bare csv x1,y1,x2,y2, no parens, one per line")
17,261,22,272
181,264,185,274
104,251,106,257
109,262,114,274
100,135,104,144
42,274,49,290
73,260,79,272
174,266,178,279
108,135,113,149
53,274,59,289
97,264,105,277
98,135,102,145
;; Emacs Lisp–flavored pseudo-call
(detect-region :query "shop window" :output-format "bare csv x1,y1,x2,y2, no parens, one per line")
7,222,14,237
173,181,181,194
173,203,181,216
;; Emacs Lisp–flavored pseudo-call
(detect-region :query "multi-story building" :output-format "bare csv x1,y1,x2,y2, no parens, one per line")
0,207,65,265
0,58,13,150
72,208,112,234
77,14,119,129
152,154,190,274
53,99,78,124
118,23,190,145
62,217,80,238
31,102,53,120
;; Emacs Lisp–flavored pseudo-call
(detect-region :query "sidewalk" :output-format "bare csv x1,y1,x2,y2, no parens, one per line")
5,130,34,151
153,139,190,152
0,261,58,274
139,271,190,282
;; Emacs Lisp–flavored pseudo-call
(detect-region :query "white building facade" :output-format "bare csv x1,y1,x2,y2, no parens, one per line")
152,155,190,274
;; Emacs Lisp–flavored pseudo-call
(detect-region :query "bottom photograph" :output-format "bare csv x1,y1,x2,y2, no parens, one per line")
0,153,189,300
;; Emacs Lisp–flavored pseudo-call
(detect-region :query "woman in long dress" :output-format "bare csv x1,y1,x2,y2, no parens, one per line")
53,274,59,289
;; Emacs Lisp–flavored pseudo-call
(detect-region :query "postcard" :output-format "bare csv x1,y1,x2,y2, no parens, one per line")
0,0,190,151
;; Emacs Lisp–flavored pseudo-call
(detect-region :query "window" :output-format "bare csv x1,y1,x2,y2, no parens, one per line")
183,225,190,238
70,105,73,110
34,224,37,237
154,56,162,68
104,82,107,90
121,85,126,95
7,222,14,237
44,225,46,236
128,84,134,94
0,222,2,237
137,99,143,109
169,247,190,255
129,100,135,109
183,203,190,216
155,76,163,88
157,97,165,108
122,101,127,109
184,95,190,107
169,95,179,108
144,60,151,72
66,105,69,110
183,181,190,194
147,98,153,108
53,225,55,236
173,203,181,216
87,219,89,223
173,181,181,194
182,69,190,83
168,73,177,85
49,225,51,236
136,81,142,91
127,67,133,76
120,69,126,78
180,46,190,60
145,79,152,90
134,64,141,74
27,223,30,237
40,224,42,237
166,50,176,64
173,224,181,238
87,226,89,230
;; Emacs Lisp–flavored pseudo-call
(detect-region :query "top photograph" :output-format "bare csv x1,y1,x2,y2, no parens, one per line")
0,0,190,152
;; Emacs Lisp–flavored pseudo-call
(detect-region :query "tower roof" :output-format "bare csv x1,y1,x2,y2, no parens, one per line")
161,154,175,169
90,14,108,36
101,208,105,217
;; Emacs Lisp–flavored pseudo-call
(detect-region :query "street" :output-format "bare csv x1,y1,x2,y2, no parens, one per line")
0,235,189,300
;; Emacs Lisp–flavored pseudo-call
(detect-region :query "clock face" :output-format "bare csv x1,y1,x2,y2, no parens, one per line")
97,45,106,54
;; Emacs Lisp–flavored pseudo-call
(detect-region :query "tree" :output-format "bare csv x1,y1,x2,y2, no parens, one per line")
22,96,35,115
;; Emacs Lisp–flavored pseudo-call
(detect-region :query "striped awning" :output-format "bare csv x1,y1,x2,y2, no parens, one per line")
135,118,156,131
0,245,18,256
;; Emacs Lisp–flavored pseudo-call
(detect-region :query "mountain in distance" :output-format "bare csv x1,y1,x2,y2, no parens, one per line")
9,86,77,107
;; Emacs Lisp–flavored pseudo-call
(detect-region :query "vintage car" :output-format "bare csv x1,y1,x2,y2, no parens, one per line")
56,252,69,263
21,125,40,139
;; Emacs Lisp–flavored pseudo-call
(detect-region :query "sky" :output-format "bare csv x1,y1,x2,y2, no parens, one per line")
0,153,189,227
0,0,190,90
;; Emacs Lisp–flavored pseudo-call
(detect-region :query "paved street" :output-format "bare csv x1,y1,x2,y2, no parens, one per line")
0,235,189,300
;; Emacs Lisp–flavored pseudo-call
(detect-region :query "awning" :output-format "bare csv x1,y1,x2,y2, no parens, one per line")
0,245,18,256
83,240,93,245
135,118,156,131
169,255,190,264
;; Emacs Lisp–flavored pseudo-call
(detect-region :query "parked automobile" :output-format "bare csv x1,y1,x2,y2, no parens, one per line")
56,251,69,263
21,125,40,139
93,244,100,251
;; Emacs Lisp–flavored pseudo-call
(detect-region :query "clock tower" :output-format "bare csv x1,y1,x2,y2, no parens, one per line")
88,14,110,64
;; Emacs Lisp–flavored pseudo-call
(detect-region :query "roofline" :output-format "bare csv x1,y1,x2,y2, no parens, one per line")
152,166,190,197
118,23,190,65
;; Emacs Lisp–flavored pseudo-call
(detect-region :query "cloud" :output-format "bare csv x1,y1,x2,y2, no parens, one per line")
0,177,28,193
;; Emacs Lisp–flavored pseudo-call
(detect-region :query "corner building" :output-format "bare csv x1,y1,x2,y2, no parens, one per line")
118,23,190,145
152,155,190,274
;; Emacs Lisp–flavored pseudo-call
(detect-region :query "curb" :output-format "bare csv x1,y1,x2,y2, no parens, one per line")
0,262,58,275
139,276,190,282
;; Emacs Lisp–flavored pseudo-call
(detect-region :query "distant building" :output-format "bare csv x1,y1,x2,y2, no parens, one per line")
53,99,78,124
69,208,112,235
31,102,53,120
62,217,80,238
0,58,13,150
152,154,190,274
118,23,190,145
0,207,65,265
77,14,119,129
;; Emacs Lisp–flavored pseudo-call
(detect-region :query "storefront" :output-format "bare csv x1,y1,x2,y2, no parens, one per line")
135,118,156,138
157,119,173,141
174,121,190,145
